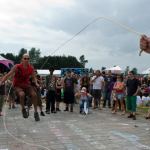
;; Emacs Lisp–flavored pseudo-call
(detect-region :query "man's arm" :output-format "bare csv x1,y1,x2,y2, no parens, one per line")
91,76,98,83
133,80,141,96
31,72,38,87
0,65,16,84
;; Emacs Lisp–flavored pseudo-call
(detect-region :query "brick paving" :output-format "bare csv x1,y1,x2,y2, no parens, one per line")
0,103,150,150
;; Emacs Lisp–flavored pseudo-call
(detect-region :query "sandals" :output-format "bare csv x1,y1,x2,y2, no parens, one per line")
112,110,116,114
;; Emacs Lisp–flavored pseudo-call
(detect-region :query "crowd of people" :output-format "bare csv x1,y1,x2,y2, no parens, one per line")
0,53,150,121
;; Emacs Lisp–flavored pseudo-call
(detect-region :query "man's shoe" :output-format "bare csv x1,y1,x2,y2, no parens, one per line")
145,116,150,119
12,105,16,109
127,114,133,118
22,108,28,118
132,115,136,120
70,106,73,112
56,108,61,111
51,111,57,113
45,110,50,114
40,111,45,116
34,112,40,121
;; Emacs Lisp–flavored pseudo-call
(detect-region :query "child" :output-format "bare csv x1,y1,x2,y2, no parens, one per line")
0,74,5,116
75,87,92,114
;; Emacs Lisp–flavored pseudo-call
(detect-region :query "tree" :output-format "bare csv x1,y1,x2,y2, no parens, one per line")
101,66,106,71
79,55,88,68
89,68,94,73
131,67,138,75
29,48,41,65
124,66,130,75
18,48,27,60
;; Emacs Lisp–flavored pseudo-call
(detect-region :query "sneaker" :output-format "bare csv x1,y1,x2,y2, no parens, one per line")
70,107,73,112
56,108,61,111
45,110,50,114
112,110,116,114
70,109,73,112
40,111,45,116
121,111,125,115
22,108,28,118
127,114,133,118
64,107,69,111
34,112,40,121
51,111,57,113
99,107,103,110
12,105,16,109
132,115,136,120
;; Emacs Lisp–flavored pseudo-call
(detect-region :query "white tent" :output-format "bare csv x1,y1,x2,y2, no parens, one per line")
37,69,61,76
105,66,122,74
141,68,150,74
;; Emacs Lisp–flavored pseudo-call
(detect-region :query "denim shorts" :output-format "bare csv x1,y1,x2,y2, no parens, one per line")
116,93,124,100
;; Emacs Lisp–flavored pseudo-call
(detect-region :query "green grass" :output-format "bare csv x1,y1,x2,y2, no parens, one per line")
137,106,149,114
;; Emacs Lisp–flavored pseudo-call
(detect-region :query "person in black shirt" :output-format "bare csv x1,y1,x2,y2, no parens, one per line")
63,71,76,112
126,71,140,120
103,71,113,108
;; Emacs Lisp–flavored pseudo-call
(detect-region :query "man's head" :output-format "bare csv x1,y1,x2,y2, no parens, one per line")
95,70,101,76
66,70,71,77
128,71,135,79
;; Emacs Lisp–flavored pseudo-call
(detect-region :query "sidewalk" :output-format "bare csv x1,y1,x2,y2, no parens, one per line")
0,104,150,150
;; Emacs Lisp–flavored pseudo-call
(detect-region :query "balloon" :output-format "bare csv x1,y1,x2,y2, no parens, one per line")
139,35,150,55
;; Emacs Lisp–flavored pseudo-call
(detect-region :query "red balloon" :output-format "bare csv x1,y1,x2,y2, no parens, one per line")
139,35,150,55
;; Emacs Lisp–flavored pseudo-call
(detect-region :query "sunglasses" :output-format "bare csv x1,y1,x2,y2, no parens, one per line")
23,57,30,60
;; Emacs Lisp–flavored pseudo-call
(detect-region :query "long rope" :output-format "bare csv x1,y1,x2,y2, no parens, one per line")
41,16,143,68
2,16,143,150
3,84,51,150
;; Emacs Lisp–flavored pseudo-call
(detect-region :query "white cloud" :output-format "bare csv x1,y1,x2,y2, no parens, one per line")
0,0,150,72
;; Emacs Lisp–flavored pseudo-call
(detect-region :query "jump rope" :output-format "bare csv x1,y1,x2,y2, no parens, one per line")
2,16,144,150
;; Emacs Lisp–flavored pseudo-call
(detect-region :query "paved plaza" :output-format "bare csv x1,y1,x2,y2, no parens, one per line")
0,104,150,150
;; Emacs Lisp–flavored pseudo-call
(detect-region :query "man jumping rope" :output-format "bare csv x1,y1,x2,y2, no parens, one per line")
0,53,40,121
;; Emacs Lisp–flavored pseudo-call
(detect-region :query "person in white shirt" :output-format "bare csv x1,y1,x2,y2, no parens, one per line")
91,70,104,109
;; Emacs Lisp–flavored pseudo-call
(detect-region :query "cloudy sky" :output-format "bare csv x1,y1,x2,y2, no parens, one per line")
0,0,150,72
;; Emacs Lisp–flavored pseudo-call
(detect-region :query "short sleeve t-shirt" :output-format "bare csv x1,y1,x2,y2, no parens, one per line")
92,76,104,90
126,78,140,96
64,77,75,91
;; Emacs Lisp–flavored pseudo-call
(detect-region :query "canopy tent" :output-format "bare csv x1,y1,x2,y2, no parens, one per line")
0,55,14,72
105,66,122,74
141,68,150,75
37,69,61,77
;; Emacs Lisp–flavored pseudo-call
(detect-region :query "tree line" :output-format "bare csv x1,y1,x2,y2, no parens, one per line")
0,48,88,69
